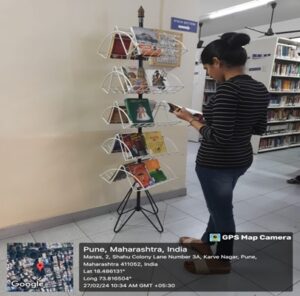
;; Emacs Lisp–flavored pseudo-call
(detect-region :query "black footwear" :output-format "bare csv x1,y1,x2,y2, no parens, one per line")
287,175,300,184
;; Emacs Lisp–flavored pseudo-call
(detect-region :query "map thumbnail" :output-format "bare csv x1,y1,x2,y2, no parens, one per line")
7,242,73,292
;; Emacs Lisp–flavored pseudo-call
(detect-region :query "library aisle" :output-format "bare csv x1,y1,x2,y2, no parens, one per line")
1,143,300,296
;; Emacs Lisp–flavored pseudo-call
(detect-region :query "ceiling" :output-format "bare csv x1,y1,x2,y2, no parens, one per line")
200,0,300,37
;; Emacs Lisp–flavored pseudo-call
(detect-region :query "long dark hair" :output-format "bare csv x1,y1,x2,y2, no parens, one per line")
201,32,250,67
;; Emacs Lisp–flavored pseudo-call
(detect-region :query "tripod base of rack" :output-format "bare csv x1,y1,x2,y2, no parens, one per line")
114,188,164,233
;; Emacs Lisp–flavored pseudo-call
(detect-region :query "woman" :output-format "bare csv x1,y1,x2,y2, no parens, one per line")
174,32,269,274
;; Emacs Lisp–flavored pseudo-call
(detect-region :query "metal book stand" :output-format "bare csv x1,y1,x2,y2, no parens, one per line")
113,6,163,233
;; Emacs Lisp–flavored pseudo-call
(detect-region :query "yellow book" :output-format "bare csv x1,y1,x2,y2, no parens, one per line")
143,131,167,154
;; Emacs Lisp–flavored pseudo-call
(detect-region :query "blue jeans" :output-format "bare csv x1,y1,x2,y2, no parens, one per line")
196,164,250,258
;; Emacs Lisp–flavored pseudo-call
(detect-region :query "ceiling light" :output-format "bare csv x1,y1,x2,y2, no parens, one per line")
206,0,274,20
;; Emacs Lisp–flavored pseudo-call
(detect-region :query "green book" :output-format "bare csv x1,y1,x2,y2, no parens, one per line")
150,170,167,183
124,98,154,124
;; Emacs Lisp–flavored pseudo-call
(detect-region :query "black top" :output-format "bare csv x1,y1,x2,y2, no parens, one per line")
197,74,269,168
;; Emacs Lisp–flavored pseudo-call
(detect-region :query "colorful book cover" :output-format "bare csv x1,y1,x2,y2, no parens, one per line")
144,159,167,183
143,131,167,154
150,170,167,183
129,133,148,156
109,33,132,59
131,26,162,57
144,159,160,172
149,29,183,67
120,133,147,157
146,69,169,91
122,66,149,94
124,98,154,124
125,163,153,188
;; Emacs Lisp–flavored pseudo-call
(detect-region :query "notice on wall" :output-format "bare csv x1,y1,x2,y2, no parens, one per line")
170,17,198,33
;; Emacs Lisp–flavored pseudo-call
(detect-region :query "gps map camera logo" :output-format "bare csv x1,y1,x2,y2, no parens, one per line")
7,242,73,292
209,233,221,242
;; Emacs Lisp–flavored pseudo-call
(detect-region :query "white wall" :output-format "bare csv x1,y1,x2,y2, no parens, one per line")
0,0,202,229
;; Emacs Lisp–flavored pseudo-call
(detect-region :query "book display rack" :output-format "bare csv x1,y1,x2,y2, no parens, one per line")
101,132,178,162
246,37,300,153
98,7,186,233
98,26,187,66
100,66,184,95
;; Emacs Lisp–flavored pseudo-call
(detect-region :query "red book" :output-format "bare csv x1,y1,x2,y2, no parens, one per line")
110,33,132,59
125,163,151,188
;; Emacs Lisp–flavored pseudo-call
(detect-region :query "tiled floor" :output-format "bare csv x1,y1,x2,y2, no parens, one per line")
1,143,300,296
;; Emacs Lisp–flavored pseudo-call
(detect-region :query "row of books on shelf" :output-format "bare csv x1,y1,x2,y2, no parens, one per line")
264,122,300,135
269,95,300,106
109,158,168,188
109,26,183,67
109,131,167,156
276,44,299,60
267,109,300,121
259,134,300,150
271,78,300,91
273,62,300,77
204,80,216,92
203,93,215,105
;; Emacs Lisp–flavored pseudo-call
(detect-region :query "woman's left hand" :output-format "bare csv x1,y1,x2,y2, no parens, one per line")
173,107,194,122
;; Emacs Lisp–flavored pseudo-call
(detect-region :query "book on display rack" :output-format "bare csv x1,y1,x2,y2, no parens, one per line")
144,159,167,183
125,158,168,188
109,33,133,59
108,131,168,157
109,168,127,182
119,133,148,157
149,29,183,67
108,158,169,188
131,26,162,57
106,98,157,126
145,69,169,91
125,162,153,188
124,98,154,125
143,131,167,155
108,105,129,124
121,66,150,94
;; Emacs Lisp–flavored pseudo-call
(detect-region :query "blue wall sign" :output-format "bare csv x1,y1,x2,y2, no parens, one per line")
171,17,198,33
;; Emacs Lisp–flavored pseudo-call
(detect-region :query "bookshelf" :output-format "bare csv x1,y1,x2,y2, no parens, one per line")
98,7,186,233
203,75,216,105
245,37,300,153
189,60,217,143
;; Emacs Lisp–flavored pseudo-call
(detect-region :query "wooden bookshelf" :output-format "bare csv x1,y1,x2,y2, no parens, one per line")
246,37,300,153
